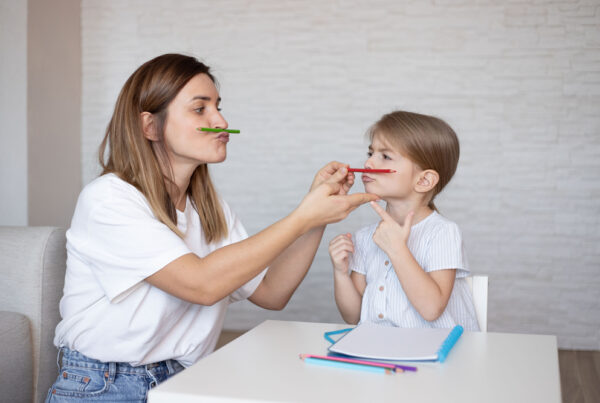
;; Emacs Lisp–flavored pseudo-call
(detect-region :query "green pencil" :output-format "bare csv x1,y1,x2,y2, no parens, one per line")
197,128,241,134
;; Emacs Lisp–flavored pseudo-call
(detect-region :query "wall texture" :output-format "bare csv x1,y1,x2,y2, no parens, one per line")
0,0,28,225
28,0,82,227
81,0,600,349
0,0,81,228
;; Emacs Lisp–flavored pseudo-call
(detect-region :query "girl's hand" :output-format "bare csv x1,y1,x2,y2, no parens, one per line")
328,233,354,274
294,167,378,231
370,201,414,254
310,161,355,195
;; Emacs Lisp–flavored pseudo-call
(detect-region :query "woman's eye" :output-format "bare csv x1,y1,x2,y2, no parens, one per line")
367,152,373,157
383,154,391,160
194,107,205,114
217,107,222,112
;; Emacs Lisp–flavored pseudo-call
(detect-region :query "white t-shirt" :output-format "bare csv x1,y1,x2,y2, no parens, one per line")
54,173,266,367
350,211,480,331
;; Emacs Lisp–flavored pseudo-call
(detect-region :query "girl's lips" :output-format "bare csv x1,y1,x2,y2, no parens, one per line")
216,133,229,143
361,174,374,183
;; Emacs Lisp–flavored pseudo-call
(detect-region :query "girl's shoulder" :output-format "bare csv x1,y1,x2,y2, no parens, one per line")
416,212,463,240
352,222,379,242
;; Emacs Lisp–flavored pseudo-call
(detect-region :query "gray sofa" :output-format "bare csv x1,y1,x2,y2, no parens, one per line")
0,227,66,403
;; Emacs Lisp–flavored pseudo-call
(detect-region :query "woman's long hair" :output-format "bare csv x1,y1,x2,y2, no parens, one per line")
99,53,227,242
368,111,460,212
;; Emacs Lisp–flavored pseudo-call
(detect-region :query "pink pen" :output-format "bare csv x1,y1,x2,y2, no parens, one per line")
299,354,417,372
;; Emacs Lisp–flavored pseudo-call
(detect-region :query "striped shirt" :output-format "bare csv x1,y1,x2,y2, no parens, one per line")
349,211,480,331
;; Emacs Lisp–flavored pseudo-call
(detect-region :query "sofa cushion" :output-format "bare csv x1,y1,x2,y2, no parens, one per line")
0,226,66,403
0,311,33,403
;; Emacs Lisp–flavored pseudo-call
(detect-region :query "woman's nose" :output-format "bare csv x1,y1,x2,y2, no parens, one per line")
211,110,228,130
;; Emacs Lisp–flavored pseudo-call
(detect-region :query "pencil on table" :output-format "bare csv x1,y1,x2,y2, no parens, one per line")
301,356,393,374
299,354,407,374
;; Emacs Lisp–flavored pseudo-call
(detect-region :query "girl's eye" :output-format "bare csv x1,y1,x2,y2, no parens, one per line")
194,107,205,114
367,152,373,157
383,154,391,160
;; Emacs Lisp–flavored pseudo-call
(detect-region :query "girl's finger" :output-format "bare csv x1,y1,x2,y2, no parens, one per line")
369,201,393,222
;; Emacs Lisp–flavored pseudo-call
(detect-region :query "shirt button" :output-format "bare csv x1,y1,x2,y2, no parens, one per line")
384,260,389,266
378,313,384,319
379,286,384,291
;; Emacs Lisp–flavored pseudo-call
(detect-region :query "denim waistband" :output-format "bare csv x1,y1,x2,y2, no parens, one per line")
58,347,183,376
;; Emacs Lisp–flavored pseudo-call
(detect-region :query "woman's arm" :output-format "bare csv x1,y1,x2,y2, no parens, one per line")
146,164,378,305
248,225,325,310
249,162,357,310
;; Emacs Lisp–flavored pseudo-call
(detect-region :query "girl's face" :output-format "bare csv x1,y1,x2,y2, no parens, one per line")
162,73,229,167
362,133,422,201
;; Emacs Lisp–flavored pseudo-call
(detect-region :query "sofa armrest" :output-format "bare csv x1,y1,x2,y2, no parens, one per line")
0,311,33,403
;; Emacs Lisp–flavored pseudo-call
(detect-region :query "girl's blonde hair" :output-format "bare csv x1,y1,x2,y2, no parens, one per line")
99,53,227,242
368,110,460,211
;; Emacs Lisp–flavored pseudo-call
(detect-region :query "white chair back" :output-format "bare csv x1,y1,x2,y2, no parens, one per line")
465,275,488,332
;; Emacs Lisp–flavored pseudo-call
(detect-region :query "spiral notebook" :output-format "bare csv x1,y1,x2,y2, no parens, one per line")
328,323,463,362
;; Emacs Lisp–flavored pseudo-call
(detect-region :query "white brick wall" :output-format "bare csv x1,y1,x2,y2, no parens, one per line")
82,0,600,349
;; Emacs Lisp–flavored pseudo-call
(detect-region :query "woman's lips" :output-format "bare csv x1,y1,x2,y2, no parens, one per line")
216,133,230,143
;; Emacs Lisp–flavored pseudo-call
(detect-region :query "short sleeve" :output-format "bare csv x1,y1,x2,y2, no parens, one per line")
349,228,371,275
225,204,267,303
67,177,191,302
425,221,469,277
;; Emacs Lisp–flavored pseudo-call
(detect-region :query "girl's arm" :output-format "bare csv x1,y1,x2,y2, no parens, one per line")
369,202,455,321
146,164,378,306
387,246,456,321
329,234,365,324
249,163,357,310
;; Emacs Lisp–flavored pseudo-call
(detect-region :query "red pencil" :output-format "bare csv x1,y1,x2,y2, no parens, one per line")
347,168,396,173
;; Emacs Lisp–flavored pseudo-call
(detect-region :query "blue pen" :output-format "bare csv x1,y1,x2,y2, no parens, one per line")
303,357,392,374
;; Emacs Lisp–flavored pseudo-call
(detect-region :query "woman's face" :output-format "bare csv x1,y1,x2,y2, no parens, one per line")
162,73,229,167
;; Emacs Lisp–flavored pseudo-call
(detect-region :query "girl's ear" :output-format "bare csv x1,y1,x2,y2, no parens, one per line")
140,112,159,141
415,169,439,193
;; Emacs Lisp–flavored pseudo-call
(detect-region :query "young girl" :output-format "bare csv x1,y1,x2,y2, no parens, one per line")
329,110,479,331
46,53,377,402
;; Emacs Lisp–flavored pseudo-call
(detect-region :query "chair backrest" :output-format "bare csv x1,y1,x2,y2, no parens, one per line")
465,275,488,332
0,226,66,403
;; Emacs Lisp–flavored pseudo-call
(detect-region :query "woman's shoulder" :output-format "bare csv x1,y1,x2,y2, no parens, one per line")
75,174,151,218
80,174,143,201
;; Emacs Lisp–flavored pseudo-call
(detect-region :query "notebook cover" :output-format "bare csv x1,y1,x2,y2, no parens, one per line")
328,322,463,362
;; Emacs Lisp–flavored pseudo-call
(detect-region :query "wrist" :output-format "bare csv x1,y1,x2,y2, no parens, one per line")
288,208,312,236
388,242,411,262
333,267,351,278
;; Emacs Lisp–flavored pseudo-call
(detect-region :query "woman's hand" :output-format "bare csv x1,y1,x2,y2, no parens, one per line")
309,161,355,195
370,201,414,255
328,233,354,274
293,166,378,231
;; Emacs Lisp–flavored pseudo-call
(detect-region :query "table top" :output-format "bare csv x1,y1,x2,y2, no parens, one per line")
148,320,561,403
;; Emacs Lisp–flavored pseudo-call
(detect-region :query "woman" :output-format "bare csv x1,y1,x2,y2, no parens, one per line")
45,53,377,402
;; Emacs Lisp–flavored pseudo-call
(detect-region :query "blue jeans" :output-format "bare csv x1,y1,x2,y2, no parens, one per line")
45,348,185,402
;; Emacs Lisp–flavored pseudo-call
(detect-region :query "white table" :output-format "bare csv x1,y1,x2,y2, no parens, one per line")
148,320,561,403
